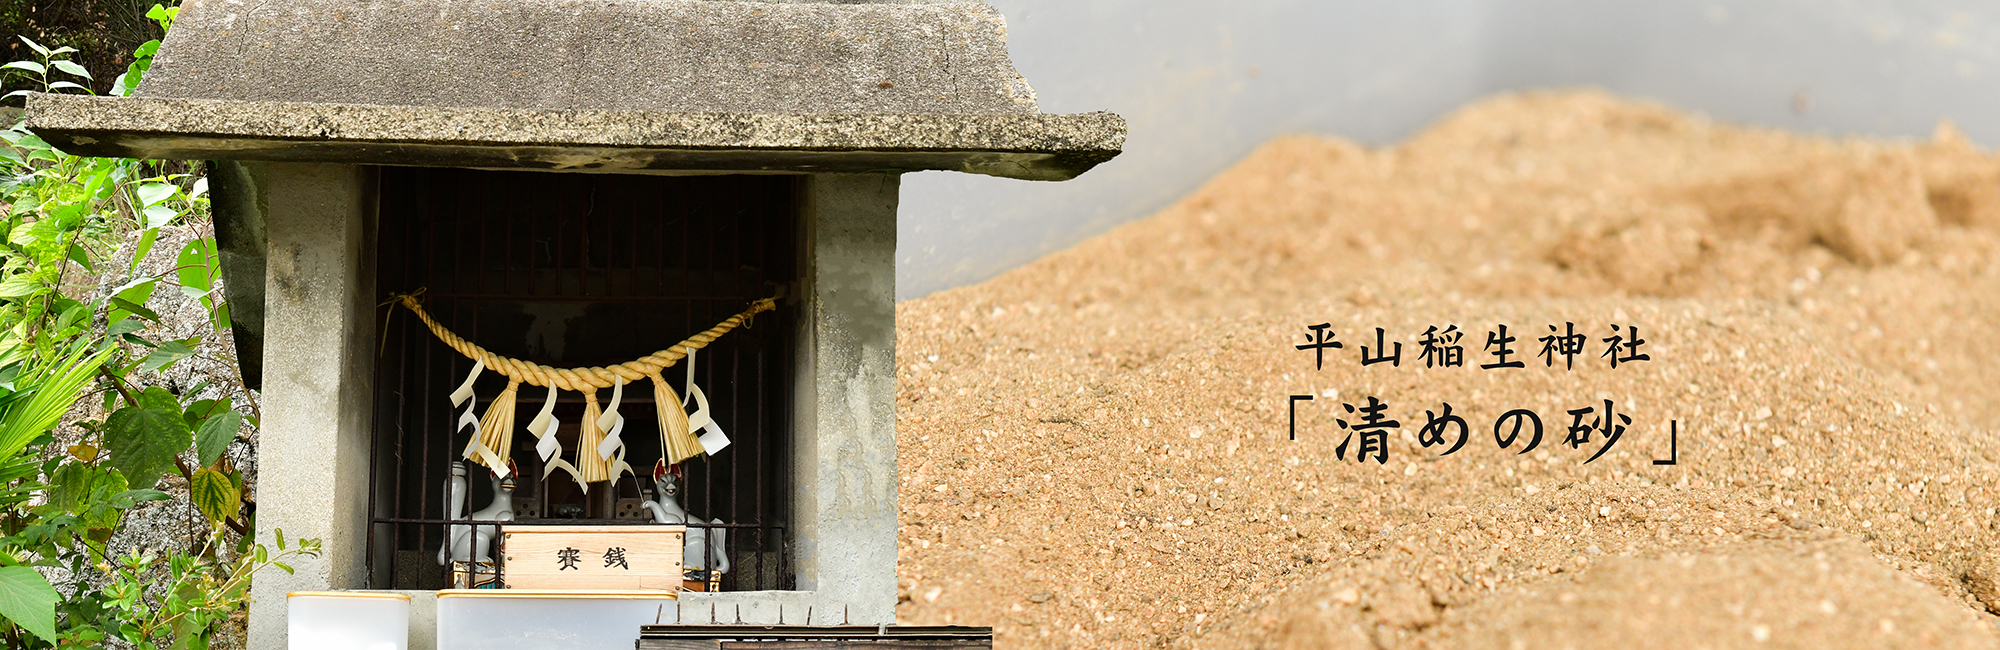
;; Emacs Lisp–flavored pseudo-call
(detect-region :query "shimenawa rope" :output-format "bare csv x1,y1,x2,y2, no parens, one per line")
388,290,777,480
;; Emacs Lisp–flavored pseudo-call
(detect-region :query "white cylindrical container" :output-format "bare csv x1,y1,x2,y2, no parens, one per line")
435,590,678,650
287,591,411,650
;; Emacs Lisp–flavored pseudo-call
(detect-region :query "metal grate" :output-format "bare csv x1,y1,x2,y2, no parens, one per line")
366,167,798,591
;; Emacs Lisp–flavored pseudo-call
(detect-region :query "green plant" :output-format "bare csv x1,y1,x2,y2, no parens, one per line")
89,527,319,650
0,0,175,98
0,344,113,643
0,7,309,647
110,4,174,98
0,37,93,105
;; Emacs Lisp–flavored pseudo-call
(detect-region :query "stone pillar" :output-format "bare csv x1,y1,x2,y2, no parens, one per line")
243,163,379,650
793,173,900,625
679,173,899,625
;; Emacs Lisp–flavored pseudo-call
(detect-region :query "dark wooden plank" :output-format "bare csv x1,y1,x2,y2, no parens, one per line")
642,641,721,650
641,641,987,650
640,625,991,639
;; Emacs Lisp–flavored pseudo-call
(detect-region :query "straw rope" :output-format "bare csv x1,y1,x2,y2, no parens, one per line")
390,290,777,472
390,291,777,391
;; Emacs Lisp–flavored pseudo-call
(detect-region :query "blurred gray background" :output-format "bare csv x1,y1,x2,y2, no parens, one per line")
895,0,2000,300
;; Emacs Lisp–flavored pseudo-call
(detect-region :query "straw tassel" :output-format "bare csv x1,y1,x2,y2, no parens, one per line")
464,379,520,476
652,372,704,465
577,392,611,484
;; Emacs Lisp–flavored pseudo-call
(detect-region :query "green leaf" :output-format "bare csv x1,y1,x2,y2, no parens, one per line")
140,339,194,372
139,386,177,411
272,562,293,575
0,61,45,76
189,468,238,523
48,60,89,80
176,239,216,293
109,297,158,323
0,346,107,459
53,297,85,326
108,278,157,323
0,565,57,641
134,40,161,59
48,463,114,513
45,81,87,93
274,529,285,551
113,56,152,97
0,460,37,487
5,221,35,246
106,317,145,338
7,131,48,152
0,277,41,298
103,401,190,490
58,623,101,646
16,36,47,57
194,409,239,468
183,398,226,426
141,204,178,228
107,488,168,508
135,182,175,207
65,242,92,273
130,228,157,272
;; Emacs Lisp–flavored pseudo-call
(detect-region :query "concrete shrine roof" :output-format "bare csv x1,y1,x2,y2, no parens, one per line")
24,0,1123,180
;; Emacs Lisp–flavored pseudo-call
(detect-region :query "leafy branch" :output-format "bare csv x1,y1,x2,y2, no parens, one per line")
0,6,309,647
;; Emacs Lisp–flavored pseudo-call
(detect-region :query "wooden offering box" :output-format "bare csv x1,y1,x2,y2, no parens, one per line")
502,525,683,590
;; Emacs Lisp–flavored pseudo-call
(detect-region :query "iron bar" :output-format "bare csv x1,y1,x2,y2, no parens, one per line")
368,169,795,591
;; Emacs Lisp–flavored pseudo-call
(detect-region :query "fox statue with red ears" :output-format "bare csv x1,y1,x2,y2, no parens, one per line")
642,467,731,587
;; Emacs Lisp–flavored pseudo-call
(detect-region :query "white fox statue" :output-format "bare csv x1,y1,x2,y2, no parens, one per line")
641,474,731,578
437,461,516,566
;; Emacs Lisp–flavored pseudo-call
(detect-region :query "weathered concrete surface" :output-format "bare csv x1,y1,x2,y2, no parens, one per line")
788,173,900,625
146,0,1037,115
393,591,436,650
26,94,1125,181
244,163,378,650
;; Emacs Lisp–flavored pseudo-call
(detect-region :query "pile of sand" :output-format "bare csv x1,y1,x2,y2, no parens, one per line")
892,90,2000,649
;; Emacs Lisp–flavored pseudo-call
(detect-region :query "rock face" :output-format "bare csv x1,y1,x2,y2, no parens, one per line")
64,221,259,650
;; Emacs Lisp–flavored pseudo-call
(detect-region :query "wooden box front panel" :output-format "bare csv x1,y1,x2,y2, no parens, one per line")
502,525,684,590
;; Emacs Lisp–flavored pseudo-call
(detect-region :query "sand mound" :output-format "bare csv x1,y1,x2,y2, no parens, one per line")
894,90,2000,649
1431,538,1993,650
